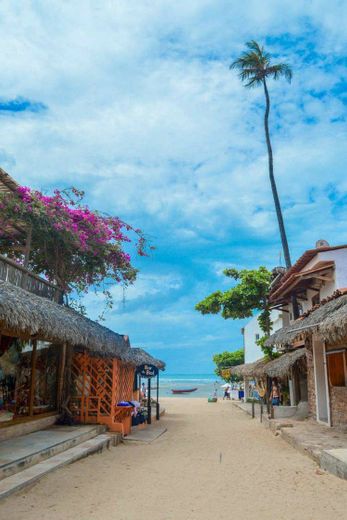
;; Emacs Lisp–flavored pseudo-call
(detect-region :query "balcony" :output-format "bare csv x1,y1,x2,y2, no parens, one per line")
0,254,64,303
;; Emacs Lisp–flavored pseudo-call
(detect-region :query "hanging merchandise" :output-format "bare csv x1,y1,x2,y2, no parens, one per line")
221,368,231,379
0,350,17,376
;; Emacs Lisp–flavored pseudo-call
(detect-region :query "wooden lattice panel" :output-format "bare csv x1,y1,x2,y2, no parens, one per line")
70,352,134,434
121,364,135,401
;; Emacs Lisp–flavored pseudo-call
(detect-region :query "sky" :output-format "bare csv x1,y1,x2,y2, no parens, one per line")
0,1,346,373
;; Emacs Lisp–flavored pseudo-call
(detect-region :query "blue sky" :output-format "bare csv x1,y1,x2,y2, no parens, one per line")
0,2,346,373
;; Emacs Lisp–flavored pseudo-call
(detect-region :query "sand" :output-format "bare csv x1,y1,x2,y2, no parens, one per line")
1,398,347,520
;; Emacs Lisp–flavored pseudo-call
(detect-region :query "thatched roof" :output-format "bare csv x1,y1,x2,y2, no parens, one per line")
230,349,306,379
264,349,307,378
128,348,165,370
0,168,27,238
0,168,19,195
0,280,130,359
266,294,347,348
230,358,268,378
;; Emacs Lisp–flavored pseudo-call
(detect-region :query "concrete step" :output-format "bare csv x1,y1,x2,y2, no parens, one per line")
320,448,347,480
0,434,111,500
0,425,106,481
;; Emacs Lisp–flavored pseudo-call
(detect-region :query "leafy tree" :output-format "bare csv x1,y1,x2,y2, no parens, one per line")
230,41,292,269
213,349,244,382
0,186,148,315
196,266,276,358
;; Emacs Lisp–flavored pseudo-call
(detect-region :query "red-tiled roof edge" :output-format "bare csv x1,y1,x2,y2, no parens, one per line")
269,245,347,300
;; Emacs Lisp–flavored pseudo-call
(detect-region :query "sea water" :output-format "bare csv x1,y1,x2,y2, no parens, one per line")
155,373,223,398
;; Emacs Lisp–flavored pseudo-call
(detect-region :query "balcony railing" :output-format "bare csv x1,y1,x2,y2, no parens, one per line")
0,254,64,304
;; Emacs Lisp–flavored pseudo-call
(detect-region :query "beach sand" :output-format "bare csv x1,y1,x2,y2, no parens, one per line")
1,398,346,519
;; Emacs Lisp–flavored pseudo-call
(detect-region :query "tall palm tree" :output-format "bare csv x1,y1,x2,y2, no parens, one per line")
230,40,293,269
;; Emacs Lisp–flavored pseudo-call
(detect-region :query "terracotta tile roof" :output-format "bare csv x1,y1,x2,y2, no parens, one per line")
269,245,347,303
297,260,334,277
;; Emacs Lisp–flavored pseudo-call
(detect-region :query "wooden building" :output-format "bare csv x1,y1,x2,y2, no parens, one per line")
0,278,134,435
0,168,166,439
231,350,307,417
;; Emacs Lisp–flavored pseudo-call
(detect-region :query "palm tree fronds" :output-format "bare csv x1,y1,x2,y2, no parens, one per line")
244,76,264,88
266,64,292,82
230,41,292,85
245,40,263,56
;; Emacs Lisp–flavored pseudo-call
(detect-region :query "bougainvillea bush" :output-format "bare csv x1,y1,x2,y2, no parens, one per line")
0,186,147,311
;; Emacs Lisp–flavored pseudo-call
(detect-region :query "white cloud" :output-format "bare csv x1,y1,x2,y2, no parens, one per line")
0,2,346,369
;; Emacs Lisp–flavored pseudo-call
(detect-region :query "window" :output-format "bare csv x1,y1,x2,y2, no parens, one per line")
255,334,260,341
327,352,347,387
312,293,320,307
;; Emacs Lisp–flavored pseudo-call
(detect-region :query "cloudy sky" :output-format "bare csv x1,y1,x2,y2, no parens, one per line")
0,2,346,373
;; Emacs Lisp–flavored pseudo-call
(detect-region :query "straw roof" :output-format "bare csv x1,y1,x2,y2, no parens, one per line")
129,347,165,370
0,168,27,238
266,293,347,348
230,358,268,378
0,280,130,359
231,349,306,379
264,349,307,378
0,168,19,195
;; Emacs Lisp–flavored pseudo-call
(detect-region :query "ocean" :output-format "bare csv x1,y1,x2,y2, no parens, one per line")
156,373,223,398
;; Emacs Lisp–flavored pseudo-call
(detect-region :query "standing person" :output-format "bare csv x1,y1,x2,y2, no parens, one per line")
269,378,281,406
213,381,218,399
141,382,147,399
223,385,231,400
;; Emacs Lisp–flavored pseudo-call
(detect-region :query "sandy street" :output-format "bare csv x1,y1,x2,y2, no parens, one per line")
1,398,347,520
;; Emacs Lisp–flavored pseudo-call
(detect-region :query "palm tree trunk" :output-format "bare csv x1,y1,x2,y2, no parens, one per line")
263,78,291,269
263,79,299,320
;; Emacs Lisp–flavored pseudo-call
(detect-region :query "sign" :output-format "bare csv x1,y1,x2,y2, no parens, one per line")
137,363,158,378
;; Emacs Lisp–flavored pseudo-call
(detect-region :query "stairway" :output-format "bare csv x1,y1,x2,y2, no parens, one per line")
0,425,111,500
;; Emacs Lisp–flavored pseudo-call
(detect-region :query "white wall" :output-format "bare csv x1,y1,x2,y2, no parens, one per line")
243,310,284,363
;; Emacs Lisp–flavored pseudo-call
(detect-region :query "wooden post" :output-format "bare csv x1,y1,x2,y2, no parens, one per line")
147,378,151,425
251,400,255,418
29,340,37,416
57,342,67,411
260,401,263,423
111,359,119,424
23,225,32,268
21,225,32,290
156,372,160,421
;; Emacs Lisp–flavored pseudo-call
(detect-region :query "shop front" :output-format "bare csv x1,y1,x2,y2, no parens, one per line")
0,278,132,439
0,336,62,426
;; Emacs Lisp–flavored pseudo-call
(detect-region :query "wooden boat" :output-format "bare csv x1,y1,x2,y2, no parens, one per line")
171,388,198,394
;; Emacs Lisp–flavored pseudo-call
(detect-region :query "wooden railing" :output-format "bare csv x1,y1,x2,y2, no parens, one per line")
0,254,64,303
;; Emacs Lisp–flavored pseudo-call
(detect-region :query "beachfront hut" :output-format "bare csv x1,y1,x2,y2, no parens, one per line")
231,358,268,401
266,293,347,427
230,351,307,415
263,349,307,406
0,279,133,436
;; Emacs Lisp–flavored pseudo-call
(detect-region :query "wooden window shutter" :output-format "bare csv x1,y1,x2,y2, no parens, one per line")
327,352,346,387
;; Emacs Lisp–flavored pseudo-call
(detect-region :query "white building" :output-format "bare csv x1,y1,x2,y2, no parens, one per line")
269,241,347,426
242,310,284,363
